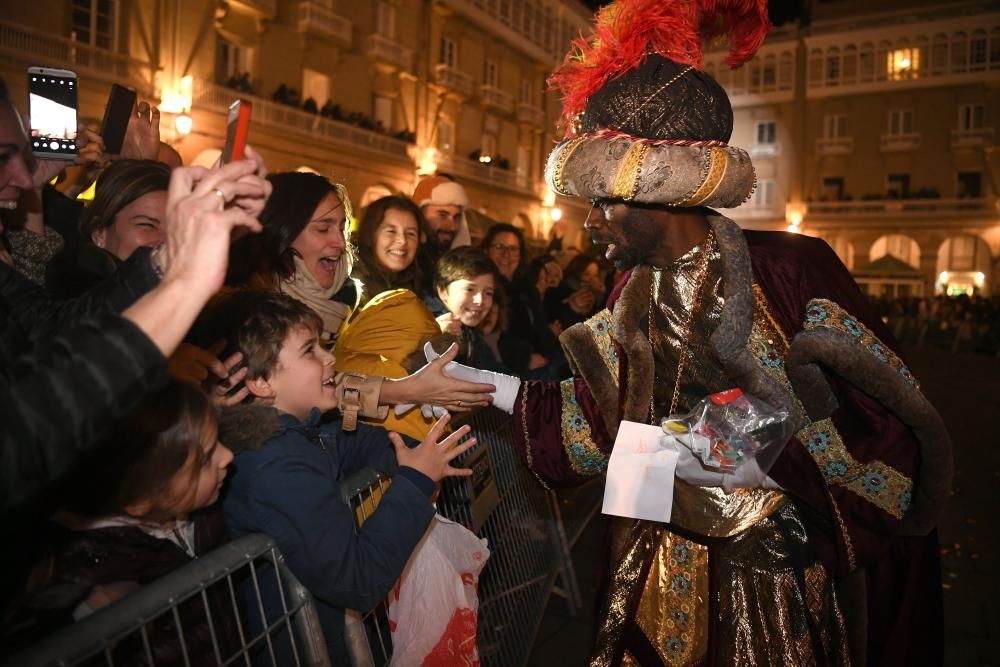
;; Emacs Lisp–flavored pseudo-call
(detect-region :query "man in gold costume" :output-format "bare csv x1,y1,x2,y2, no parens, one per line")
505,1,952,664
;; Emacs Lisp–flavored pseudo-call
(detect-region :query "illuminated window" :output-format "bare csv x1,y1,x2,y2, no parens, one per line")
887,48,919,80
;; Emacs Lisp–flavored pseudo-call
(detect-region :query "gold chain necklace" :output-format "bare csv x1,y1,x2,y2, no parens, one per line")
648,232,716,423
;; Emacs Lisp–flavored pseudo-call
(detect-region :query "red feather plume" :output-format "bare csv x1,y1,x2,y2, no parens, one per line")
548,0,771,136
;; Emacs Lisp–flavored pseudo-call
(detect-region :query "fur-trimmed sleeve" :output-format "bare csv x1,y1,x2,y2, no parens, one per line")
512,377,614,489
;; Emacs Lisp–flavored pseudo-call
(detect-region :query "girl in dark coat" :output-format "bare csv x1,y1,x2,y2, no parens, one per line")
19,381,238,665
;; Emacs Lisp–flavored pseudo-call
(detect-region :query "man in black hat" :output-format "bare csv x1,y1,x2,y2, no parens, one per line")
471,1,950,664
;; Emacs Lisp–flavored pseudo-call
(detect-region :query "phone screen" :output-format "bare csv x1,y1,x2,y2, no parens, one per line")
28,69,79,159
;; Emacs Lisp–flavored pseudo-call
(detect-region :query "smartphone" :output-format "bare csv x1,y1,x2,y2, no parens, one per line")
27,66,79,160
221,99,252,164
100,83,137,155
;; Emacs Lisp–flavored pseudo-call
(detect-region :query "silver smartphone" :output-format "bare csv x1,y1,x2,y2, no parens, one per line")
27,66,79,160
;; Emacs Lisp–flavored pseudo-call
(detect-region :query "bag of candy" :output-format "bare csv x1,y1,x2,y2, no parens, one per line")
661,388,794,473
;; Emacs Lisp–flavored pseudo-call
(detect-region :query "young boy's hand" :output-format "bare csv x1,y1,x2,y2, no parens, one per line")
389,413,475,483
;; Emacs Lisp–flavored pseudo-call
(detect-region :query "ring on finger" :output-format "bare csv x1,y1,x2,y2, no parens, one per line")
457,400,463,407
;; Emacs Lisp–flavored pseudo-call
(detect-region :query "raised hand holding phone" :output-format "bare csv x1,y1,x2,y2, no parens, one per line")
27,67,78,160
221,99,252,164
100,83,137,155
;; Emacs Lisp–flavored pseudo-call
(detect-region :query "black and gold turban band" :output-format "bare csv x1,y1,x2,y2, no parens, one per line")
544,129,756,207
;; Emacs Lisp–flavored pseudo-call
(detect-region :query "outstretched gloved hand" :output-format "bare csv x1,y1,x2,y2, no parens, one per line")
423,342,521,414
660,433,782,493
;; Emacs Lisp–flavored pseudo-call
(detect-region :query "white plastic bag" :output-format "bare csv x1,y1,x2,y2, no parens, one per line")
388,514,490,667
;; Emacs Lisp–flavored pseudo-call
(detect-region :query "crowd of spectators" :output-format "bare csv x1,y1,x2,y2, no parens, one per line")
0,71,613,663
872,294,1000,355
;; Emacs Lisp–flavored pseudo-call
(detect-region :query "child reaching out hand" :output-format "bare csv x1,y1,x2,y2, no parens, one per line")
218,291,476,664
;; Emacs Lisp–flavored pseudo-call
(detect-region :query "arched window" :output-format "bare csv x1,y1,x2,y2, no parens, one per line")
779,51,794,90
991,27,1000,68
970,29,988,70
825,46,841,85
763,53,777,91
749,60,762,92
809,48,824,86
952,31,968,73
842,44,858,84
859,42,875,82
931,33,949,74
876,40,892,80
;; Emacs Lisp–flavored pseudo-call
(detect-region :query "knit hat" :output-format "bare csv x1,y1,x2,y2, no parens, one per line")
544,0,771,208
412,175,470,210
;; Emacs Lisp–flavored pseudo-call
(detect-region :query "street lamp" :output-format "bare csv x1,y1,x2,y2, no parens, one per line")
175,112,193,136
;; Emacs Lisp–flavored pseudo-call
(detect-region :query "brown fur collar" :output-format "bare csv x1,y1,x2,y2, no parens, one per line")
610,265,655,425
561,320,622,430
707,215,806,432
218,403,281,453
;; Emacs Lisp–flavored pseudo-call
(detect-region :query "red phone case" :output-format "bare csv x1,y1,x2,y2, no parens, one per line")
223,99,252,163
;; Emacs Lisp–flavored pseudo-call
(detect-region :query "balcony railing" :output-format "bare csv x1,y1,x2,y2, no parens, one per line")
0,20,154,93
815,136,854,155
433,64,475,98
366,34,412,72
749,143,781,159
516,103,545,127
806,197,991,218
297,1,352,48
479,85,514,114
193,80,411,162
438,154,532,193
951,127,995,149
879,132,920,152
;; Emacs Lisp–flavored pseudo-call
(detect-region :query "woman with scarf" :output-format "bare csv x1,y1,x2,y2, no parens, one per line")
335,195,445,440
222,176,481,437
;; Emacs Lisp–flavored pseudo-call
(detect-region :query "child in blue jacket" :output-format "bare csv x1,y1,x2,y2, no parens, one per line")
219,292,474,664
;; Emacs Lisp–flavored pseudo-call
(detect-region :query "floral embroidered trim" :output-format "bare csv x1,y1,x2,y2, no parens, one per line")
660,537,701,664
521,383,552,491
560,379,608,475
584,308,620,384
798,418,912,520
803,299,920,390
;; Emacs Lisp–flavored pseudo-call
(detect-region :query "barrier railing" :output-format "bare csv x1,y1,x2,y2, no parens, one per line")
8,408,603,667
340,406,587,667
3,534,330,667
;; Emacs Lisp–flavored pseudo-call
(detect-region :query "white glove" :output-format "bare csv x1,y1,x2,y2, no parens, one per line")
393,403,447,419
424,342,521,414
660,434,782,493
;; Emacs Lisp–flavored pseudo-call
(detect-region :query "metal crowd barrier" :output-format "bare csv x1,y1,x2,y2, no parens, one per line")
4,534,330,667
10,407,604,667
339,406,597,667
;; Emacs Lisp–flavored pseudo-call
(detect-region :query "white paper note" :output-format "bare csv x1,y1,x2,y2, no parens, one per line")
602,420,678,524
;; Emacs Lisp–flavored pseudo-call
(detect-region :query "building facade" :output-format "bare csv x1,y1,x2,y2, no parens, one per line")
716,0,1000,298
0,0,592,243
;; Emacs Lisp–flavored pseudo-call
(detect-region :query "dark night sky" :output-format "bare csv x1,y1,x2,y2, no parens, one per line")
579,1,806,27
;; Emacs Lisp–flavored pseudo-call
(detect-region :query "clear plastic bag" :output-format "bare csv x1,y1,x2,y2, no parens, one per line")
662,388,794,473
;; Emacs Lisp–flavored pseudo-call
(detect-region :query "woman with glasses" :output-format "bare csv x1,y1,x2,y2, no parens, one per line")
480,223,563,379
